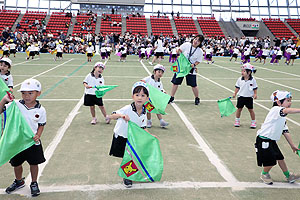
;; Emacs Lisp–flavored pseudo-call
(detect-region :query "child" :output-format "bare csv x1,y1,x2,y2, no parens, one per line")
0,78,46,197
142,64,169,128
230,46,239,62
1,41,10,58
83,62,110,125
261,48,270,65
233,63,257,128
0,58,13,92
288,46,298,66
139,45,146,62
26,43,35,60
106,44,112,60
34,43,40,58
86,42,94,62
100,43,107,60
274,47,283,65
8,39,16,58
205,45,214,64
255,90,300,185
54,40,63,61
120,44,127,62
108,81,150,188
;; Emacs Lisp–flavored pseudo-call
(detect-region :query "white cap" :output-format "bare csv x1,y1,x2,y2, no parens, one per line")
18,79,42,92
241,63,255,71
94,62,105,69
0,58,12,67
153,64,165,72
270,90,292,102
132,81,149,94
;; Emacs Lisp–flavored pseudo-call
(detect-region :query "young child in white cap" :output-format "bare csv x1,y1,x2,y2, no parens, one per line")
142,64,169,128
0,78,46,197
255,90,300,185
83,62,110,125
86,42,94,62
108,81,150,188
233,63,258,128
0,58,13,92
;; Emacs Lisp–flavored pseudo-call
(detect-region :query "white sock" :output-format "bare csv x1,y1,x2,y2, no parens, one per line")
235,118,240,121
251,120,256,123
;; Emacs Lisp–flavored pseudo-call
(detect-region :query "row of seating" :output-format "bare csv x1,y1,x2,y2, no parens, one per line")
263,19,296,40
286,19,300,36
174,18,198,35
0,10,20,34
18,12,46,34
126,15,147,35
100,14,122,35
73,14,97,35
150,17,173,36
197,17,224,37
46,13,71,36
236,18,256,21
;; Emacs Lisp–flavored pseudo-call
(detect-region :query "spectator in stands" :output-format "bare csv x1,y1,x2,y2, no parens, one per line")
137,12,141,17
274,37,280,47
171,11,174,18
103,13,107,21
177,11,180,18
77,10,81,16
157,10,160,18
112,8,115,14
25,18,29,24
16,23,21,29
112,21,117,27
35,18,39,26
47,31,53,39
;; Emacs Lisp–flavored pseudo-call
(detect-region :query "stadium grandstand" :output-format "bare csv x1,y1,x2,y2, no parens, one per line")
1,0,300,199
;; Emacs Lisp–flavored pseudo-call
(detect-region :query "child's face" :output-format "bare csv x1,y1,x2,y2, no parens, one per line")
94,66,104,74
132,90,149,108
0,62,10,73
21,91,41,105
154,69,164,78
280,98,292,108
241,69,250,77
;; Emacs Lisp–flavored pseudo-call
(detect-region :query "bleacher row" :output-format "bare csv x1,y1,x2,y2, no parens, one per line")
1,10,300,39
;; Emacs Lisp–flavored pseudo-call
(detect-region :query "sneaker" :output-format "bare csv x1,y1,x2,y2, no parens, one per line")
149,62,153,65
168,96,174,104
287,172,300,183
250,122,257,129
260,173,273,185
5,178,25,194
30,182,40,197
90,118,97,125
123,178,132,188
105,116,111,124
195,97,200,105
234,120,240,127
147,120,152,128
160,120,169,128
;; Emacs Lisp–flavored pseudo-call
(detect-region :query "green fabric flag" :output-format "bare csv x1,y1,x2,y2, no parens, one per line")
170,53,192,78
118,121,163,182
217,97,237,117
0,78,10,100
94,85,118,98
144,84,170,115
297,143,300,158
0,101,36,166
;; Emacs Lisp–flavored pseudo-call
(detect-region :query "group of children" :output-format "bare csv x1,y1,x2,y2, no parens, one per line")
0,44,300,197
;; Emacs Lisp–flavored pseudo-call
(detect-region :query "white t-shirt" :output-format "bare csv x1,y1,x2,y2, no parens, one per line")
9,43,16,50
262,49,270,56
276,50,283,56
180,42,203,75
257,106,288,141
6,100,46,135
2,45,9,51
83,72,105,95
140,47,146,54
233,48,239,54
27,45,35,52
86,46,94,53
291,49,297,56
154,39,164,53
0,72,13,88
205,48,212,55
286,48,293,54
56,44,63,53
113,103,147,138
142,75,164,92
100,46,106,53
235,76,258,97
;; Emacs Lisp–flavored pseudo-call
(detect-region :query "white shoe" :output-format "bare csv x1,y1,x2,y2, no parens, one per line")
105,116,111,124
91,118,97,125
160,120,169,128
147,120,152,128
149,62,153,65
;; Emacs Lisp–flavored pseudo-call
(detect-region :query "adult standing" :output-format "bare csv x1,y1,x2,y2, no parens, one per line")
169,35,204,105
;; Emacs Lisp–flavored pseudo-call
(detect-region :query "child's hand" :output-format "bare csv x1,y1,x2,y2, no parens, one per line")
291,145,299,153
122,114,130,122
140,80,146,83
253,94,257,99
3,93,14,103
33,134,40,143
85,85,92,89
232,94,236,98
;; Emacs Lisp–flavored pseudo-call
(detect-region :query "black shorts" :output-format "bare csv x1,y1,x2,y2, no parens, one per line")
56,52,63,57
261,55,267,59
10,49,16,54
140,53,145,58
206,54,212,59
232,53,238,58
255,136,284,167
244,55,250,60
87,53,93,57
10,142,46,167
236,96,253,109
171,73,197,87
101,52,106,57
3,50,9,56
35,51,39,55
155,52,164,57
29,52,35,56
121,53,127,58
290,55,296,59
171,54,177,58
109,135,127,158
84,94,103,106
276,55,282,60
107,52,111,56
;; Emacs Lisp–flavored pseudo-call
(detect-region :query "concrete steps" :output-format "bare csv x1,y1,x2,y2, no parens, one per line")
11,14,24,31
170,18,178,36
193,19,203,35
95,16,101,34
146,18,152,36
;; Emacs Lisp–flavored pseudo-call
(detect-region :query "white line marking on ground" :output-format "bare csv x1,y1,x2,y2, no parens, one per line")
197,73,300,127
252,64,300,78
212,63,300,92
140,61,238,183
13,58,40,66
36,99,300,102
1,181,299,195
14,59,74,87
